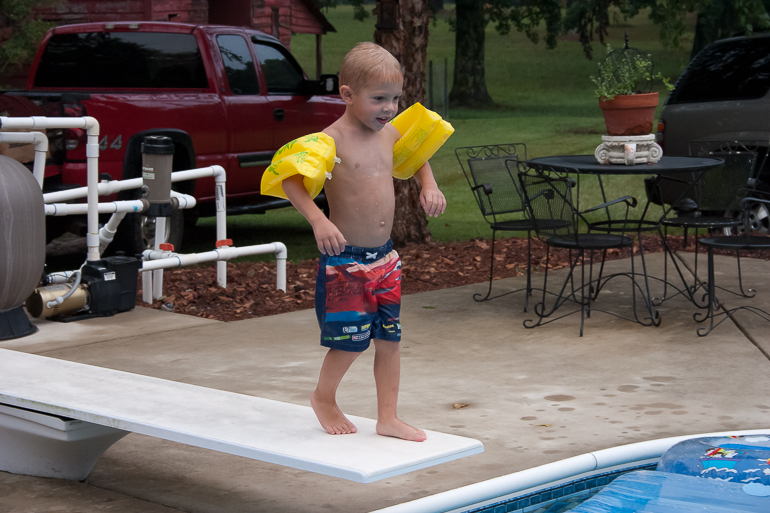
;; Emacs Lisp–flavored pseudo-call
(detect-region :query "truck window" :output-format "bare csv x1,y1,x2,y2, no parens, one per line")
217,35,260,95
672,37,770,104
254,42,304,94
34,32,208,89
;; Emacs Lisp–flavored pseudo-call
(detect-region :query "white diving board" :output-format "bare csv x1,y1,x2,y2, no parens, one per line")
0,348,483,483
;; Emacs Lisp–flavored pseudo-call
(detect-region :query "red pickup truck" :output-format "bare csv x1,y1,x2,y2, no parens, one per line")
3,21,344,254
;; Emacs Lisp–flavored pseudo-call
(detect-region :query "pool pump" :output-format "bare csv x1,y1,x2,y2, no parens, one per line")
27,255,142,320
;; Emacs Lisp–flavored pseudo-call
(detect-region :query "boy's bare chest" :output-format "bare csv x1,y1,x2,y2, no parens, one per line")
337,145,392,175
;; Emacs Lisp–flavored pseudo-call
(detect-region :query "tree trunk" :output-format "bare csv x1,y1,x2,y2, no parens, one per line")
449,0,493,108
375,0,432,246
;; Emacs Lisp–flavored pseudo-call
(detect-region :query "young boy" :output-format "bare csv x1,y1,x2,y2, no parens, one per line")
281,42,446,442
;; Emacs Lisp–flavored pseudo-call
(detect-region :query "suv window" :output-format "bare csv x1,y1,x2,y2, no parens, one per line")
671,37,770,104
217,35,260,95
34,32,208,89
254,42,305,94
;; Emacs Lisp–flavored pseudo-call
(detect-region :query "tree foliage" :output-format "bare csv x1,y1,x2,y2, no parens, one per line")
0,0,59,71
447,0,770,107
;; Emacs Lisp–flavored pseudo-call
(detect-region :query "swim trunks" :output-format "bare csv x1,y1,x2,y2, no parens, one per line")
315,240,402,352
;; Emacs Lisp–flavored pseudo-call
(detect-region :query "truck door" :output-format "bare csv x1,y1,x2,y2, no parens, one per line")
215,33,275,196
252,40,329,147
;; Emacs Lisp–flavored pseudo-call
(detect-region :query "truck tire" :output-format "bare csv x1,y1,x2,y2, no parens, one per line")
115,206,185,256
108,130,196,256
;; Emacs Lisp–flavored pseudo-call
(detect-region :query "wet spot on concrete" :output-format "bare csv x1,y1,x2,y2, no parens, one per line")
645,411,663,415
758,405,770,410
544,450,562,454
618,385,639,393
672,411,688,415
603,394,617,397
450,425,466,428
521,416,537,421
559,408,575,411
541,437,556,440
545,394,576,402
631,403,685,410
594,402,607,406
609,420,623,424
642,376,677,382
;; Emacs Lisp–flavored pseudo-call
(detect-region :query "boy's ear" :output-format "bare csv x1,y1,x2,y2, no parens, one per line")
339,85,354,105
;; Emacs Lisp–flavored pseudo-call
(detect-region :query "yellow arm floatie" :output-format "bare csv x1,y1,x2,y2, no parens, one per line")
260,132,338,200
391,103,455,180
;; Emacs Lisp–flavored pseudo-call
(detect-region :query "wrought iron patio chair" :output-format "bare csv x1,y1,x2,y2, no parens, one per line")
696,196,770,336
647,141,759,304
516,161,655,336
455,143,534,308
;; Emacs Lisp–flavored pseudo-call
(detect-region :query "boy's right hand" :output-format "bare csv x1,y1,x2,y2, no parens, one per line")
312,217,347,255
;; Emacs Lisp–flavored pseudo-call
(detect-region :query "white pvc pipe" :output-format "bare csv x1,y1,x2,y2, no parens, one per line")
0,131,48,187
43,175,201,204
1,116,103,262
46,270,78,284
370,428,770,513
153,216,166,300
99,212,127,253
214,168,227,287
45,200,146,216
139,242,287,304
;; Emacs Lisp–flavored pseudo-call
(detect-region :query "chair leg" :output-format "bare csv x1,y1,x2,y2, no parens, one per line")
580,249,587,336
633,236,661,327
734,250,756,298
523,233,533,312
697,247,720,336
474,230,498,302
691,230,700,295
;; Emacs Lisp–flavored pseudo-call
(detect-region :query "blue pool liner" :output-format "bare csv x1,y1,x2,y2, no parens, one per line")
569,470,770,513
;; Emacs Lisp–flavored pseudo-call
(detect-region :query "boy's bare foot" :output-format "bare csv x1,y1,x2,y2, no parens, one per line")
376,418,427,442
310,390,357,435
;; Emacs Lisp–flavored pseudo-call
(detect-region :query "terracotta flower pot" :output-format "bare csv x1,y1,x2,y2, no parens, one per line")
599,92,659,136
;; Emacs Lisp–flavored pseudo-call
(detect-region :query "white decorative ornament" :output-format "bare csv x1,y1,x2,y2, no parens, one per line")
594,134,663,165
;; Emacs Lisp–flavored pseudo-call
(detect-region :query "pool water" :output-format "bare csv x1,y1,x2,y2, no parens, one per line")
460,463,658,513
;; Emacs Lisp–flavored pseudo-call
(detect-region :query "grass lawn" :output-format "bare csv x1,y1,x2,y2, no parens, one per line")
194,5,696,263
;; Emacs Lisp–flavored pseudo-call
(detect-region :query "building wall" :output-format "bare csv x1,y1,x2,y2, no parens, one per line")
34,0,208,24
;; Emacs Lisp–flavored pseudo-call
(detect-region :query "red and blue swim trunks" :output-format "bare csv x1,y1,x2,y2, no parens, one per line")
315,239,401,352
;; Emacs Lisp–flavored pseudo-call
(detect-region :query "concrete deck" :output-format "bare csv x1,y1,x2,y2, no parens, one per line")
1,251,769,512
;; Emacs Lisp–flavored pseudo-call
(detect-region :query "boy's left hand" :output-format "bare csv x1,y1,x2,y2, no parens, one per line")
420,186,446,218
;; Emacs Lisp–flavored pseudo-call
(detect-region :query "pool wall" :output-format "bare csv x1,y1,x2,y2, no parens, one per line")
370,428,770,513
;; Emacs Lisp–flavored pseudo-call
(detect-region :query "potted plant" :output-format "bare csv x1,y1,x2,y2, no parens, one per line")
591,42,674,136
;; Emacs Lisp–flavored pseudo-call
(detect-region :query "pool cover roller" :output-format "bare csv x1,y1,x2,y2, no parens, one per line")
260,103,454,200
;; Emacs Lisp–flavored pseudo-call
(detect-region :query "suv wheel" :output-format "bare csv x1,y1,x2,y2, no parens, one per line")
723,201,770,235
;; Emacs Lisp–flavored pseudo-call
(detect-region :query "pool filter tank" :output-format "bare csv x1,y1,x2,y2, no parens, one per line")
0,155,46,339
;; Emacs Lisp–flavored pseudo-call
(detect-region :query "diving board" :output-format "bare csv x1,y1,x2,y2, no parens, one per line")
0,348,483,483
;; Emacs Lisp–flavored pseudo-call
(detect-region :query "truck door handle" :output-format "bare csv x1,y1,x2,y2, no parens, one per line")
274,108,285,121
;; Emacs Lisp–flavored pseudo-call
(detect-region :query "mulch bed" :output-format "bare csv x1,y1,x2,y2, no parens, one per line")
137,235,770,322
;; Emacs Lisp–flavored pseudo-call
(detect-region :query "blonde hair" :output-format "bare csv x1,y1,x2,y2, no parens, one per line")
339,42,402,92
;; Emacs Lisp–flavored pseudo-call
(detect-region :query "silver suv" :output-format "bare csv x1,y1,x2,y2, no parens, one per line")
657,33,770,233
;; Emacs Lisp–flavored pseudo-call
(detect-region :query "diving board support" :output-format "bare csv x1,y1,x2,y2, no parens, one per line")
0,349,483,483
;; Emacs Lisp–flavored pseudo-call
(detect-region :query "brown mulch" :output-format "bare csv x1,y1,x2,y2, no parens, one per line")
137,235,770,322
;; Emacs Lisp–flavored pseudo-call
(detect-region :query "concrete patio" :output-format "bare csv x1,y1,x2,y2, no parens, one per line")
1,251,769,512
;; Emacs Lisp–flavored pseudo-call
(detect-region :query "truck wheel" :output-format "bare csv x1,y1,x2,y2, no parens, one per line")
723,201,770,236
108,192,185,256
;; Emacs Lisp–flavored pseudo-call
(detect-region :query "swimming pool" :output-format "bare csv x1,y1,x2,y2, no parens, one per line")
371,428,770,513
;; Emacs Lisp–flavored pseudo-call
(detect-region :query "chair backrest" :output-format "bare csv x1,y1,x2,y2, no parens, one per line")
455,144,527,220
689,141,758,211
698,151,757,211
516,162,576,239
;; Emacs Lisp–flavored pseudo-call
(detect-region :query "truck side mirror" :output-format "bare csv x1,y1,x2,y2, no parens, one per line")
319,74,339,95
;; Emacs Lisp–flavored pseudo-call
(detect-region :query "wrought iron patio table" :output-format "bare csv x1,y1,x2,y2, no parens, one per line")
529,155,724,325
